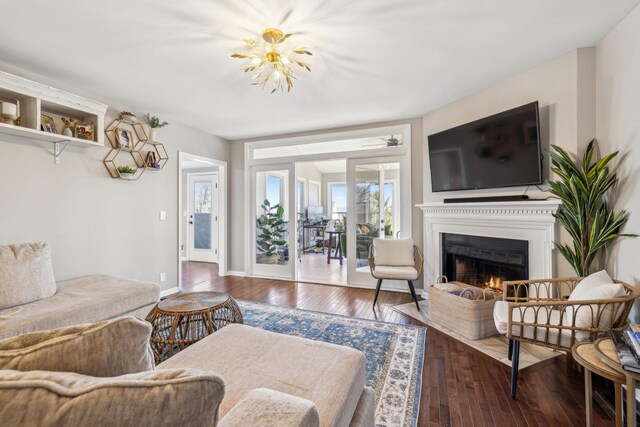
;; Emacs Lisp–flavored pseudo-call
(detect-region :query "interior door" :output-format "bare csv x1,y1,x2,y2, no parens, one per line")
346,158,404,287
250,164,295,279
188,173,219,263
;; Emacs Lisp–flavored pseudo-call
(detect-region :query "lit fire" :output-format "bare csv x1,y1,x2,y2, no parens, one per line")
485,276,503,292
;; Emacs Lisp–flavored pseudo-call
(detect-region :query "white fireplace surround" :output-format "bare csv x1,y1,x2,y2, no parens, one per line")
416,200,562,298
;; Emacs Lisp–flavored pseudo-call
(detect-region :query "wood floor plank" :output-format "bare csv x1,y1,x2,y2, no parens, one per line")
181,262,613,426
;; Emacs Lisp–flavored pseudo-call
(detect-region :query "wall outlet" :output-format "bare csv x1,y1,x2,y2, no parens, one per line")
159,272,166,282
159,211,166,221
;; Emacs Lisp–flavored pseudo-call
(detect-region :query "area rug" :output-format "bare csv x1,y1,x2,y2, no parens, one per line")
237,300,426,427
391,299,562,369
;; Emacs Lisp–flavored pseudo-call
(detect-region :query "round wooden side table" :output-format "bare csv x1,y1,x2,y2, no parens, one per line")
146,291,243,363
572,341,625,427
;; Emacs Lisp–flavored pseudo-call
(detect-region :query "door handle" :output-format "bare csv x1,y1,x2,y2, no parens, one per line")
189,221,193,225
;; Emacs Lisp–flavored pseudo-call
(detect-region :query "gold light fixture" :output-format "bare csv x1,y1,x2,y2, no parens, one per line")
231,28,312,93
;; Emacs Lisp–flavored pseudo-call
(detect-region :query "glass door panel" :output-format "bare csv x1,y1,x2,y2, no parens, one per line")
251,165,294,279
188,173,218,263
347,159,402,286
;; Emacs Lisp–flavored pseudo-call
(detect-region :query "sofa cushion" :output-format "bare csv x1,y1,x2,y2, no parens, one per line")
218,388,319,427
0,368,224,427
0,242,56,310
373,238,414,266
0,317,154,376
0,275,160,339
563,270,626,340
158,324,366,427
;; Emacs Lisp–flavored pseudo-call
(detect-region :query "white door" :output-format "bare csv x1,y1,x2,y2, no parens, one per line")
346,157,408,288
250,164,295,279
188,173,219,263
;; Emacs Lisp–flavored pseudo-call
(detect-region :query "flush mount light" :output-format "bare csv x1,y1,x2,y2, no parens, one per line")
231,28,312,93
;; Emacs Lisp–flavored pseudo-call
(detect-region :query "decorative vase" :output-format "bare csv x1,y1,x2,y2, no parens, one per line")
149,128,157,142
62,126,73,137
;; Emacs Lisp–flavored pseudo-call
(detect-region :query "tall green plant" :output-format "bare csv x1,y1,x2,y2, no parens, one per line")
256,199,287,257
548,140,636,276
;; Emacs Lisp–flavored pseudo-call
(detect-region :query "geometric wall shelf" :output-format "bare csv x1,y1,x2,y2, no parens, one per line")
140,140,168,171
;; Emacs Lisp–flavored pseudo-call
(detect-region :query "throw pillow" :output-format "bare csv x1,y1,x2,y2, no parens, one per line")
0,317,154,376
563,270,626,340
0,242,56,310
373,238,415,266
0,368,224,427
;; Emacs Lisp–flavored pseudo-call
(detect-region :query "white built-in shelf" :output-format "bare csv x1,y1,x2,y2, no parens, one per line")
0,70,108,164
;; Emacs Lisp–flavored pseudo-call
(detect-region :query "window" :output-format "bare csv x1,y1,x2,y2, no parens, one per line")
296,179,305,214
308,180,320,207
329,183,347,220
266,174,283,206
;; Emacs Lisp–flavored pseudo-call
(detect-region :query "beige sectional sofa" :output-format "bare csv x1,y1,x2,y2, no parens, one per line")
0,242,160,339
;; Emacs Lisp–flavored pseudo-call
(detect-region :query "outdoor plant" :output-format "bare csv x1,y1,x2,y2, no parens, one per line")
548,139,636,276
256,199,287,257
117,165,137,175
144,113,169,129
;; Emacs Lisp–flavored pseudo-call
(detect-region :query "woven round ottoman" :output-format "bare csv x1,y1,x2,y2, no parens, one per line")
146,291,243,363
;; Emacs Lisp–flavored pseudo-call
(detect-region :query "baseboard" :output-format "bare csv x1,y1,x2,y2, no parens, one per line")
181,256,188,261
421,289,429,299
227,270,246,277
160,287,180,297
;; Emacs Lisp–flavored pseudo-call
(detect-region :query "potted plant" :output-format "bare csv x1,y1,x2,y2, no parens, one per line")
120,111,137,122
144,113,169,142
256,199,288,264
548,140,636,276
117,165,138,180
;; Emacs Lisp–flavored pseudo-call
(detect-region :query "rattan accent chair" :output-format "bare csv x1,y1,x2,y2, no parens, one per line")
494,277,639,398
369,238,423,310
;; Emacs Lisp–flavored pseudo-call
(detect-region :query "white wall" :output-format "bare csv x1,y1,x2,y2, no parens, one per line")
596,3,640,320
422,49,596,278
0,68,230,292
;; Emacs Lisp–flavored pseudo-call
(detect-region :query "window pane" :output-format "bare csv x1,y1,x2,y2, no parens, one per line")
193,181,212,250
330,184,347,220
256,170,289,266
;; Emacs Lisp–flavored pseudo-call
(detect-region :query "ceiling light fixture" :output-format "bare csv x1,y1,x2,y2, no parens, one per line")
231,28,312,93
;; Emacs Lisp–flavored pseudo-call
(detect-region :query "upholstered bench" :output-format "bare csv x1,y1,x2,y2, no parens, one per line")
158,324,375,427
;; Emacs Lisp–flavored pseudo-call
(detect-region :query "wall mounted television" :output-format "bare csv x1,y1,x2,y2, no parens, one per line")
428,101,543,192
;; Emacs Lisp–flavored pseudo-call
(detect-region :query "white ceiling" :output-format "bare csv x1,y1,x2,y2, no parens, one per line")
0,1,637,140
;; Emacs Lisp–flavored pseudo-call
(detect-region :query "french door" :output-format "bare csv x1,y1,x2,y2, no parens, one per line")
249,164,295,279
346,157,408,288
188,173,219,263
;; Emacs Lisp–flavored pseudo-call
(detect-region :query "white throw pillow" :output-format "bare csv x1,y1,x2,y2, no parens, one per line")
0,242,56,310
563,270,626,340
373,238,415,266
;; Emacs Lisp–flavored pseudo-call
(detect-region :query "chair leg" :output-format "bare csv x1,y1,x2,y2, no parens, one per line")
511,340,520,399
508,339,513,361
373,279,383,307
407,280,420,311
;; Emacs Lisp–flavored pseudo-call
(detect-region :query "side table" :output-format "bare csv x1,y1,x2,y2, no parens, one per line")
146,291,243,363
572,341,624,426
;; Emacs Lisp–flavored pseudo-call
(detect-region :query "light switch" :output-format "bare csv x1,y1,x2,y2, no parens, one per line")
159,211,166,221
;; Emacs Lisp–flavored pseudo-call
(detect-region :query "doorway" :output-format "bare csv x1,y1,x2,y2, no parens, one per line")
178,152,227,291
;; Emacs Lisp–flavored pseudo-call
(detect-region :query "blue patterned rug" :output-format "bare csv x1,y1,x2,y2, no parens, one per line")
237,300,426,427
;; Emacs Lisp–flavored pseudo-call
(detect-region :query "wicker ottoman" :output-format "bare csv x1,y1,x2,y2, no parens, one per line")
428,286,498,340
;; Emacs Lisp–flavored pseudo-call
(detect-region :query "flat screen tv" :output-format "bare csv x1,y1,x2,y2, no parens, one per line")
428,101,543,192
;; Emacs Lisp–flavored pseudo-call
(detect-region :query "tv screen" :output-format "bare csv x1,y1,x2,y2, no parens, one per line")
428,101,542,192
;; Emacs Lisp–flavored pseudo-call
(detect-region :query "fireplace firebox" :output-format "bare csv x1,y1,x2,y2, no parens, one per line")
441,233,528,290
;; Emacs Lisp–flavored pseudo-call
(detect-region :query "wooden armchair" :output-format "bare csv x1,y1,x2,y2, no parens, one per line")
494,277,638,398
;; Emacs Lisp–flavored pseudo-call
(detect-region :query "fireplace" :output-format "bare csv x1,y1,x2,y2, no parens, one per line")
441,233,529,290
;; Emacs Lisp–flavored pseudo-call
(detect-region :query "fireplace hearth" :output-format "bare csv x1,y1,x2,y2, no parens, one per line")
442,233,529,290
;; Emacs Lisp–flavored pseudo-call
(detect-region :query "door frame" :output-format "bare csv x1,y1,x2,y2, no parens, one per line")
178,152,227,292
186,172,219,263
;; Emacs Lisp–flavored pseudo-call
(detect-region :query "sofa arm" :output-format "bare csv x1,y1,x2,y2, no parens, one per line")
219,388,319,427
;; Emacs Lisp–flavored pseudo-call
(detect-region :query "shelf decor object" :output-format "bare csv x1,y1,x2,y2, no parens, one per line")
0,70,107,164
231,28,312,93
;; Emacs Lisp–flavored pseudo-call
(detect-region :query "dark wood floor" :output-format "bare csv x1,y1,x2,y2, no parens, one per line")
182,262,616,427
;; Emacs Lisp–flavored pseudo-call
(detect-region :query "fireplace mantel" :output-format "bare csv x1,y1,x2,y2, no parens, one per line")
416,199,562,297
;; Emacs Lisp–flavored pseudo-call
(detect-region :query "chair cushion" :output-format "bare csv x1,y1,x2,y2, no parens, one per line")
563,270,626,340
0,317,154,376
158,324,366,427
0,274,160,339
493,300,575,348
0,242,56,310
373,238,414,266
373,266,419,280
0,368,224,427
